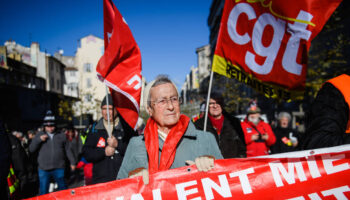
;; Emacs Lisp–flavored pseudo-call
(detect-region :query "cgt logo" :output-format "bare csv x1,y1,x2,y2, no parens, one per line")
227,2,313,76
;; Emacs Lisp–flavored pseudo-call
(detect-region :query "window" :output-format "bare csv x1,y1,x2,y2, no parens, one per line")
86,78,92,88
84,63,92,72
85,94,92,102
70,71,75,77
57,80,60,90
51,79,54,88
69,83,78,92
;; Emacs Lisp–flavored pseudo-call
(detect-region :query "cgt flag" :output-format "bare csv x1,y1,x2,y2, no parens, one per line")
213,0,342,101
97,0,142,130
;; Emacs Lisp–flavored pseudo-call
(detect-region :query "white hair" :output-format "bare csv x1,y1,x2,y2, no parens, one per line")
278,112,291,122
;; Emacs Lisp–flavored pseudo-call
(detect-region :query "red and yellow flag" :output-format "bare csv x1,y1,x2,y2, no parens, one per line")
213,0,342,101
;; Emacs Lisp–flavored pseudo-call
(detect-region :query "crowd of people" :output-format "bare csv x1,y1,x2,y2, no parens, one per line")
0,74,349,199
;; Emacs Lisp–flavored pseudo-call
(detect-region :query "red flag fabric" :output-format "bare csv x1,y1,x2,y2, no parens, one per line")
213,0,342,101
103,0,115,49
27,145,350,200
97,0,142,130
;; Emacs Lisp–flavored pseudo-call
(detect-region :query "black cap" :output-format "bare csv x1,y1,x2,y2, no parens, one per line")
101,94,113,107
43,110,55,126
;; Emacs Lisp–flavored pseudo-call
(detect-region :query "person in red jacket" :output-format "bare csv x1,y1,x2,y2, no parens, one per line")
241,104,276,157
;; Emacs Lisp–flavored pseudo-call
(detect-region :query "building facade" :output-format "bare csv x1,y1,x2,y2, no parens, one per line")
74,35,105,120
46,56,65,94
55,52,79,98
196,44,211,82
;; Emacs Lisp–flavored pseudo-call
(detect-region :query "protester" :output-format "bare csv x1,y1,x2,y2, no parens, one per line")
29,110,76,195
76,126,93,186
8,132,31,199
301,74,350,149
12,131,29,150
82,94,134,184
194,93,246,158
26,129,39,197
192,101,206,122
65,125,81,166
117,75,223,184
26,130,36,154
27,130,36,140
0,120,11,200
64,124,82,186
270,112,299,154
241,104,276,157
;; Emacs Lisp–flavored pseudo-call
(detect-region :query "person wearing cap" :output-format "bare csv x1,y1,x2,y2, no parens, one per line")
241,104,276,157
29,110,76,195
194,93,246,158
117,75,223,184
82,94,134,184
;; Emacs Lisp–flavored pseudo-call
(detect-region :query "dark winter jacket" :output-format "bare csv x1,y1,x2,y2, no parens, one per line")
8,134,31,193
29,131,75,171
301,83,350,149
270,126,299,154
0,130,10,200
82,117,133,184
194,112,246,158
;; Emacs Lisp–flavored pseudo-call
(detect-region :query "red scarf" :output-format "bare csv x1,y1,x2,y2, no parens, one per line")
208,114,224,135
144,114,190,174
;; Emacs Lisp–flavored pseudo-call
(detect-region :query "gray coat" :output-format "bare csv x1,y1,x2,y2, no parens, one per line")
29,131,75,171
117,122,223,179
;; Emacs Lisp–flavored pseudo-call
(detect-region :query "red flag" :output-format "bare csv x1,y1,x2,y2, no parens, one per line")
97,0,142,130
213,0,342,101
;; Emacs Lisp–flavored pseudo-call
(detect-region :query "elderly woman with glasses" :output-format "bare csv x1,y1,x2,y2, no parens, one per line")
117,75,223,184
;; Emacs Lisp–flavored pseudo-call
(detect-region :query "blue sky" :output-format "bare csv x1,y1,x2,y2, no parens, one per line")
0,0,212,88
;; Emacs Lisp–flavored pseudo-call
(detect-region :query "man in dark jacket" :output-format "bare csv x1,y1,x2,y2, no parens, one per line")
194,93,246,158
8,133,31,198
301,74,350,149
82,94,134,184
0,120,11,200
29,110,76,195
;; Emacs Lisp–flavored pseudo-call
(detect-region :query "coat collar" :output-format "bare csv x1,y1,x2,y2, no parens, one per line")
95,118,123,131
183,122,198,137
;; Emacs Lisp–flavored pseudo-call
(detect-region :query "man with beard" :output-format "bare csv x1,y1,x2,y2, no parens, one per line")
83,94,134,184
241,104,276,157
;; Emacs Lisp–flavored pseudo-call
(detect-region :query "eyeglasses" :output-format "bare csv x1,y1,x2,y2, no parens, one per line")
151,96,182,107
209,102,220,107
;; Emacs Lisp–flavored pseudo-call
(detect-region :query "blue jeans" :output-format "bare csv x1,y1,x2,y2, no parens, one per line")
38,168,67,195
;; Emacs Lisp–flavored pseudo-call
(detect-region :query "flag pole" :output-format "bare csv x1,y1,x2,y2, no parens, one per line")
105,85,111,137
203,68,214,132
